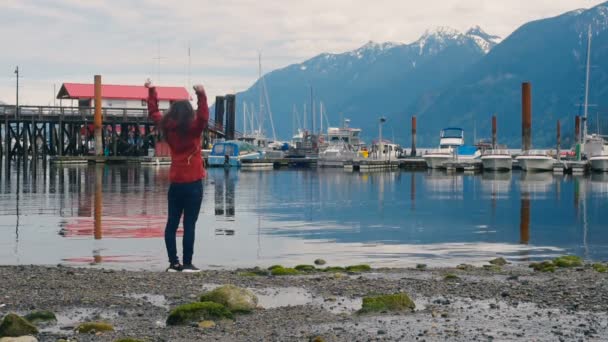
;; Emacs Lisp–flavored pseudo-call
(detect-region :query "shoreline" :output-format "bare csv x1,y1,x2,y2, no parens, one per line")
1,262,607,341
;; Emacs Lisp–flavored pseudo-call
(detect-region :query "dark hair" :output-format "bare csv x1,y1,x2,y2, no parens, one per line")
160,100,194,136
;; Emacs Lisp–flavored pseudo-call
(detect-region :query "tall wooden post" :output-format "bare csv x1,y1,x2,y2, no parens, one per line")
521,82,532,151
491,115,497,149
94,75,103,156
556,120,561,162
410,116,417,157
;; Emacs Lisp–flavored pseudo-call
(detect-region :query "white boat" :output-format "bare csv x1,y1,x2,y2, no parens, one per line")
368,139,401,161
583,134,608,172
317,120,365,167
516,151,556,172
590,155,608,172
208,140,265,167
422,149,452,169
481,149,513,171
318,141,359,167
423,127,479,169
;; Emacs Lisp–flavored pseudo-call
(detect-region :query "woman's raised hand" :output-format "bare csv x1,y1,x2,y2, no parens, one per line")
193,84,205,95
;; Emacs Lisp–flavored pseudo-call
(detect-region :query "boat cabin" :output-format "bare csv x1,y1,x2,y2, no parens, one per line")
439,128,465,148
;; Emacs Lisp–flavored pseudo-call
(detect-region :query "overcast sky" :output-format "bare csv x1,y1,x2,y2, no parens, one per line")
0,0,605,106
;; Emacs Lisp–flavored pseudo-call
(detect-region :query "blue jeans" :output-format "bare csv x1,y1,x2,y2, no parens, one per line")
165,180,203,265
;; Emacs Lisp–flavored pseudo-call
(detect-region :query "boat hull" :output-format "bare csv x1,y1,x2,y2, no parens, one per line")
590,156,608,172
481,155,513,171
423,154,451,169
516,156,555,172
207,152,264,167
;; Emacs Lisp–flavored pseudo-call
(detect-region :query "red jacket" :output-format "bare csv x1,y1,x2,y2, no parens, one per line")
147,87,209,183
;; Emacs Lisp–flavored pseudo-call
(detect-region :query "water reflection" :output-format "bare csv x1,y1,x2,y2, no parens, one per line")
0,161,607,269
213,169,236,219
481,171,512,200
424,170,463,199
519,172,554,197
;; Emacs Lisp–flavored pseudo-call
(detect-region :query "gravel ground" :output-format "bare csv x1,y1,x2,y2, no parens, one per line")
1,264,608,341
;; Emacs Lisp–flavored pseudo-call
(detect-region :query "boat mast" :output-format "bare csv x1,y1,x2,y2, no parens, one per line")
319,102,323,135
258,53,265,138
243,102,247,135
583,25,592,140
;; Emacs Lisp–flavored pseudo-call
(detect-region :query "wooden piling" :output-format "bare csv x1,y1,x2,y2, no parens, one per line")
556,120,561,161
94,75,103,156
410,116,417,157
521,82,532,151
492,115,497,149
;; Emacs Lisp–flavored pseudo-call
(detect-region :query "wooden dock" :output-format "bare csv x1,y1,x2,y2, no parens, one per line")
50,155,172,165
240,158,317,168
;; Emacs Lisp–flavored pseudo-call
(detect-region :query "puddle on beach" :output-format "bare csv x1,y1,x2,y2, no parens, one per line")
202,284,362,314
38,307,119,334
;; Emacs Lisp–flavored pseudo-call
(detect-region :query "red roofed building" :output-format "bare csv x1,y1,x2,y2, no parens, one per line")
56,83,190,110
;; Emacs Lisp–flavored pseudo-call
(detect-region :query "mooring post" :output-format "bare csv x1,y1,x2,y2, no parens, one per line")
410,116,417,157
521,82,532,152
575,115,581,161
58,119,63,157
32,117,37,161
492,115,497,149
556,120,561,162
94,75,103,157
4,115,9,161
22,121,28,162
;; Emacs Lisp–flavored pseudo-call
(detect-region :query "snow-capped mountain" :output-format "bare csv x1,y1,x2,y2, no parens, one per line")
231,26,498,141
411,0,608,147
229,1,608,147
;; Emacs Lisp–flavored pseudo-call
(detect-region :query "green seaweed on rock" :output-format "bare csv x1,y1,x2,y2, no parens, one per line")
166,302,233,326
76,321,114,334
358,293,415,314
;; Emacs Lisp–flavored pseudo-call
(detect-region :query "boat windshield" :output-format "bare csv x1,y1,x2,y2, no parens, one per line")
212,144,225,155
441,128,463,138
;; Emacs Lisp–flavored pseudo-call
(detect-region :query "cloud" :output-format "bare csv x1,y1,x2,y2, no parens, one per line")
0,0,604,105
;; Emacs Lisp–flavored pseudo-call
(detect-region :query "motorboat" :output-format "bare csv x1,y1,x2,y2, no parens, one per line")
590,151,608,172
317,119,365,166
208,140,265,167
481,149,513,171
368,139,401,161
318,141,359,167
423,128,479,169
516,150,556,172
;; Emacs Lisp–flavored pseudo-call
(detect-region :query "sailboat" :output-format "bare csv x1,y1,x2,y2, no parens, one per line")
237,53,280,150
575,26,608,171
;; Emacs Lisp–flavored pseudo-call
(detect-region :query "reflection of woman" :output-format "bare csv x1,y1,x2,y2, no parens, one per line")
146,79,209,272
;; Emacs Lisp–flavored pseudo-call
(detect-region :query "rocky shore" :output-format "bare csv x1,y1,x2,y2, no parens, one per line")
1,258,607,341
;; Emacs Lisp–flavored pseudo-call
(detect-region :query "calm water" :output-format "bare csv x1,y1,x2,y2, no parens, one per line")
0,161,606,270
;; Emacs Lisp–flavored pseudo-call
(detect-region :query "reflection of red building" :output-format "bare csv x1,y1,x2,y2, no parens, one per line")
61,215,182,239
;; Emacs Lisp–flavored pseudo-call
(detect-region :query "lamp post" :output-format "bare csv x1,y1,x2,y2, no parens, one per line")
14,66,19,118
378,116,386,160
